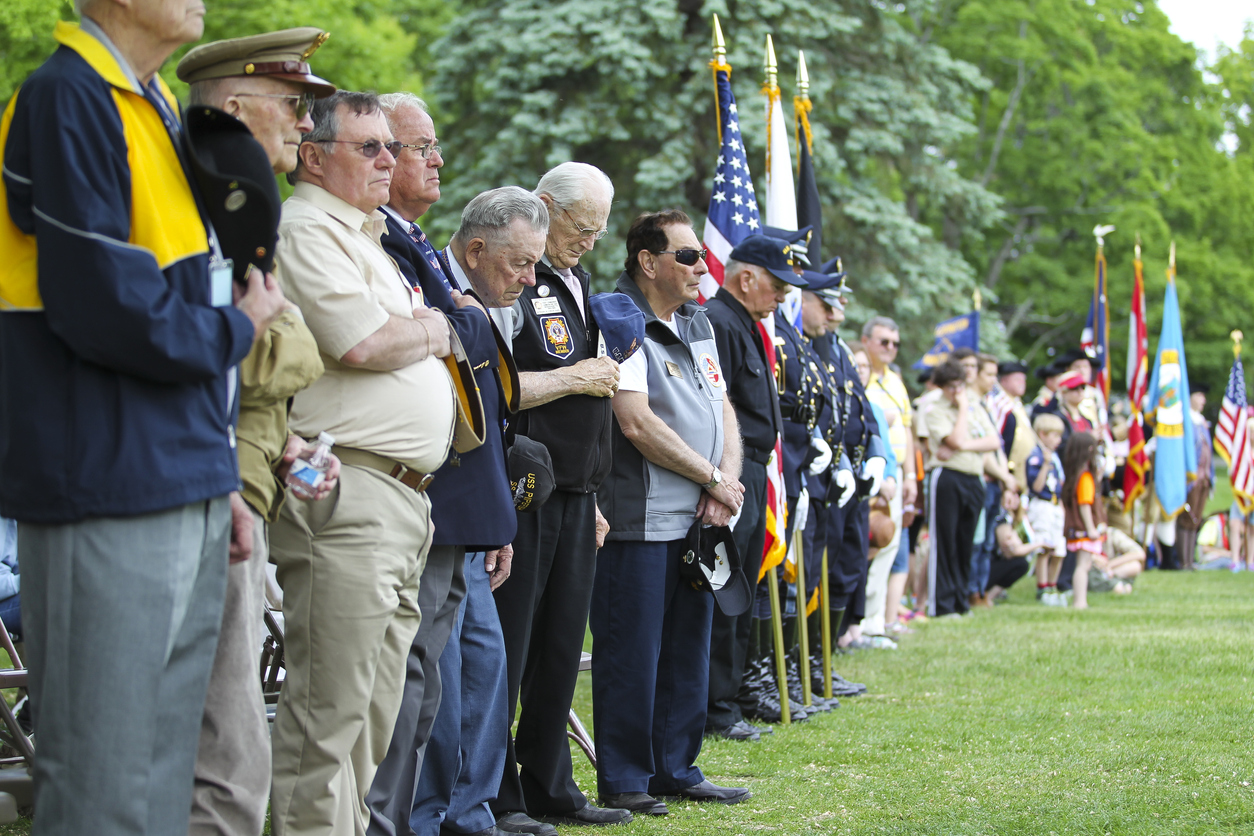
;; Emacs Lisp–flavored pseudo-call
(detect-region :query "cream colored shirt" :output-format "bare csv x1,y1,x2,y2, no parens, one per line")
925,397,990,476
275,182,455,472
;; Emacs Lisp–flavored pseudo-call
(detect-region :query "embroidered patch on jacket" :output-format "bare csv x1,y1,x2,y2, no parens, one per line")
699,353,723,388
543,315,572,358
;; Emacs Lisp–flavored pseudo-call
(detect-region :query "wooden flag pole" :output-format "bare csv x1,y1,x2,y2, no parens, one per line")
793,515,811,706
765,564,790,724
820,548,833,699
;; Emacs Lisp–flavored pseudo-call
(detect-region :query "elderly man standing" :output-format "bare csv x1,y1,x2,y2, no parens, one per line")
493,162,628,831
409,187,550,836
270,90,456,836
178,30,339,836
365,92,534,836
860,316,914,635
0,1,286,833
593,210,750,814
702,234,808,736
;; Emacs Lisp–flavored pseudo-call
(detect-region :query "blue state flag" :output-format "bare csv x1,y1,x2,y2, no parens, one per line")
1145,277,1196,519
913,311,980,370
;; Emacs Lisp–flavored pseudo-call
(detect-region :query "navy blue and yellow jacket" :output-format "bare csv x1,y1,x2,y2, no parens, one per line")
0,22,254,523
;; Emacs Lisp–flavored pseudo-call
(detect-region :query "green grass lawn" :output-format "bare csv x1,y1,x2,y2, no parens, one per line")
564,570,1254,835
3,570,1252,835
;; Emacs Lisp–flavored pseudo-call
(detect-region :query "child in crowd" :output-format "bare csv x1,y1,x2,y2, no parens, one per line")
1062,431,1106,610
987,506,1043,603
1025,413,1067,605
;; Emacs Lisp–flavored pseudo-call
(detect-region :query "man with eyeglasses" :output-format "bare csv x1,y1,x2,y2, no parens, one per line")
593,210,750,815
0,1,287,832
701,234,809,738
859,316,915,635
363,92,523,836
269,90,457,836
492,161,630,831
178,28,341,836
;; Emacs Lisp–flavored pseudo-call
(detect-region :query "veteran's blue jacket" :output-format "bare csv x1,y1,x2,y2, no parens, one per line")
0,22,254,523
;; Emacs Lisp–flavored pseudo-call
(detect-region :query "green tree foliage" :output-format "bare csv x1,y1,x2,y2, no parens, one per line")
934,0,1254,394
426,0,1004,358
0,0,74,104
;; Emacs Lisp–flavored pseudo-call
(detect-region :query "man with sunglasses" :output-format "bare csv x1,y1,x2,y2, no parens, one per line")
269,90,457,836
492,162,630,830
179,30,340,836
701,234,809,739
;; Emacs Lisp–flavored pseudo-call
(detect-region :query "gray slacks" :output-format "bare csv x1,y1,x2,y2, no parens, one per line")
191,506,272,836
365,544,467,836
19,497,231,836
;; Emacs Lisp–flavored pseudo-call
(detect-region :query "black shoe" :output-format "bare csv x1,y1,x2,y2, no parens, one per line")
744,721,773,735
538,804,632,826
705,720,759,741
663,779,752,805
832,672,868,694
442,827,504,836
599,792,669,816
495,813,558,836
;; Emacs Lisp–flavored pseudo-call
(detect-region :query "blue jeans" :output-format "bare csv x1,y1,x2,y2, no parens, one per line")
0,593,20,639
410,552,508,836
968,481,1001,596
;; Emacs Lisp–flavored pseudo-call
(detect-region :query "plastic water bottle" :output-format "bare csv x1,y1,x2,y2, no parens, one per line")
287,432,335,499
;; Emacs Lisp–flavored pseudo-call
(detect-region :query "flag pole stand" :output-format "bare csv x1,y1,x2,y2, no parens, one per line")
820,548,833,700
793,521,811,706
765,564,790,724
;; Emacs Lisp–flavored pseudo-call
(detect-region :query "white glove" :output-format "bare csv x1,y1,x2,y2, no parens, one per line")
835,467,857,508
861,456,886,498
808,436,833,475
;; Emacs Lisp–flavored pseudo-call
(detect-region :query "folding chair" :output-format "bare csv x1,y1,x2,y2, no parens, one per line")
566,652,595,768
0,619,33,819
259,608,286,721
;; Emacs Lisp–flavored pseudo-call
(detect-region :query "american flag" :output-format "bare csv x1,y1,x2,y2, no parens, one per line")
699,61,760,301
985,386,1014,435
1215,354,1254,514
1124,251,1149,510
700,55,787,583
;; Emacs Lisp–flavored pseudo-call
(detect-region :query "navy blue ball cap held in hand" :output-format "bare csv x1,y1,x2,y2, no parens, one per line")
589,292,646,363
679,520,752,617
727,234,809,288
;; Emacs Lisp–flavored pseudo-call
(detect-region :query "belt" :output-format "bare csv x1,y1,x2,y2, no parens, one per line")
744,446,772,465
332,445,435,493
1031,493,1059,505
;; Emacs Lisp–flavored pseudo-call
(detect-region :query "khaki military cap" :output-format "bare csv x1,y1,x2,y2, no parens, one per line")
177,27,336,97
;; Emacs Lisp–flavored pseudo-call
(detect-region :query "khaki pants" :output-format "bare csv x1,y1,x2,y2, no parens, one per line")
269,465,430,836
191,507,272,836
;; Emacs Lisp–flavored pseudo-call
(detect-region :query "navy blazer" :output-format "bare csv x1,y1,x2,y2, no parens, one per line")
381,213,516,550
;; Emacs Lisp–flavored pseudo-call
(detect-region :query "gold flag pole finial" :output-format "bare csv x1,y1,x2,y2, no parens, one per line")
796,50,810,100
1135,232,1141,261
1233,330,1244,359
973,287,982,312
712,14,726,63
1169,240,1176,272
764,34,778,91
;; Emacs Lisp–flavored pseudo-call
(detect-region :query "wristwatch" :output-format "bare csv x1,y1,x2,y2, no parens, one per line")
703,466,723,491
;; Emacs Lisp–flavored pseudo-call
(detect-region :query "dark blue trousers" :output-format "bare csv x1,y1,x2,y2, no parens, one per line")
410,552,507,836
591,538,713,796
825,497,870,623
968,480,1001,596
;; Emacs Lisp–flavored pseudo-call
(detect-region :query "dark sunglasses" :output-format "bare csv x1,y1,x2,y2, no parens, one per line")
232,92,315,119
655,247,708,266
878,338,901,349
318,139,402,159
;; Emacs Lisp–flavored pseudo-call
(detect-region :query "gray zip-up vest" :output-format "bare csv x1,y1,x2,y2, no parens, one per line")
602,273,726,542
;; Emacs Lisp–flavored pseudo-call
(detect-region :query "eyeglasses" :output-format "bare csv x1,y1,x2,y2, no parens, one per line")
878,338,901,349
394,142,442,160
556,203,608,240
654,247,708,266
317,139,402,159
232,92,315,119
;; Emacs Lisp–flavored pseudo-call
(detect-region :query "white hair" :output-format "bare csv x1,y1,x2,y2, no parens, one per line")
534,161,613,209
377,92,429,117
452,187,549,246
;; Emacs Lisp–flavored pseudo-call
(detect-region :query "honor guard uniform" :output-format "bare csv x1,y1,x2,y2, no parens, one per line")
808,262,887,642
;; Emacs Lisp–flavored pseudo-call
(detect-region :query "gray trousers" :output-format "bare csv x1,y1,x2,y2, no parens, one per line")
365,545,466,836
191,507,271,836
19,497,230,836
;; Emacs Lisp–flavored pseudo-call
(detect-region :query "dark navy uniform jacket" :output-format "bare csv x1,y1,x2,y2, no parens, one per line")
773,311,830,500
815,334,882,498
382,213,516,550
